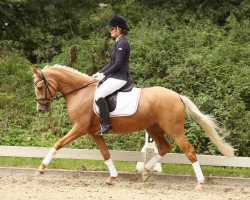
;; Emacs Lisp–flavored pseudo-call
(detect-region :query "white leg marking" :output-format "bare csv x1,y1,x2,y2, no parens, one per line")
105,159,118,177
42,148,57,167
192,161,205,184
145,154,162,170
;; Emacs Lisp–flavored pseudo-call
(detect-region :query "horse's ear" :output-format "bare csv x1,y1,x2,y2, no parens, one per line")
30,66,40,77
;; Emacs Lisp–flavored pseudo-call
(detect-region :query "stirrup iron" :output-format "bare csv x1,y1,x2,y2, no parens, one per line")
96,124,112,135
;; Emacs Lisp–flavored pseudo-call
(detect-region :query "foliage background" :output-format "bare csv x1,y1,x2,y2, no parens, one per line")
0,0,249,156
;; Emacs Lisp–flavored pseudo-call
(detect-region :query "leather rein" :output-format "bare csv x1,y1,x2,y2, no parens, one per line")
33,71,97,105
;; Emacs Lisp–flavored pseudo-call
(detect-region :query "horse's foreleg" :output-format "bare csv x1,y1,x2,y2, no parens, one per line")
90,134,118,185
142,125,172,181
36,125,82,175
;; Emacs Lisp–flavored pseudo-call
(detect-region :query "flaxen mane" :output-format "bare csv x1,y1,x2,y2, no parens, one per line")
42,64,90,78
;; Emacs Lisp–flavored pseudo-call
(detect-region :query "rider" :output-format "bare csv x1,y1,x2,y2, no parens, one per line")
92,15,131,135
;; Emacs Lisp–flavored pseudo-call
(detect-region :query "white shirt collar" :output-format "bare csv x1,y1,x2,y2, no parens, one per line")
116,35,123,42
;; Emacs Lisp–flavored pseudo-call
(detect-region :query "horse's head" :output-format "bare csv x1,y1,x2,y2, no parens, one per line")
31,67,57,113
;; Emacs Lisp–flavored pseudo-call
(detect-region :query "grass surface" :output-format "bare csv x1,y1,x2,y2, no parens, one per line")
0,156,249,178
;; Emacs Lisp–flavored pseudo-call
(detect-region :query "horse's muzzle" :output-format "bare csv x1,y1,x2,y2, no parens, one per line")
37,103,51,113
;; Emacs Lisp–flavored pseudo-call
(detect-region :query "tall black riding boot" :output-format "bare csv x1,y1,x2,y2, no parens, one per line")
95,97,112,135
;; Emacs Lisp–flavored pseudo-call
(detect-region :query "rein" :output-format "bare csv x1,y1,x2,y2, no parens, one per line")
33,71,97,105
53,80,98,101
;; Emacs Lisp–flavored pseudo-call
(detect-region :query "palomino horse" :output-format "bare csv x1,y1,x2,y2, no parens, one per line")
31,64,234,187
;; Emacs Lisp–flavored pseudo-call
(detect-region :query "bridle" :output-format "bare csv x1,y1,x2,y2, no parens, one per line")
33,72,56,106
33,71,97,106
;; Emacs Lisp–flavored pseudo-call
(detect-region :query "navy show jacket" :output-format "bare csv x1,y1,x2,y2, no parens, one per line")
99,35,130,81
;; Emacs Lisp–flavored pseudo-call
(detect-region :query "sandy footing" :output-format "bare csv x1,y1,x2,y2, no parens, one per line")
0,172,249,200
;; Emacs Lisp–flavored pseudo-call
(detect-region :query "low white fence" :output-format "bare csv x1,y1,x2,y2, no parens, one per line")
0,145,249,168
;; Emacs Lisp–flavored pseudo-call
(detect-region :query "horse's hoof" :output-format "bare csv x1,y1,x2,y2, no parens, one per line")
105,176,117,185
142,171,150,182
35,170,45,176
194,183,203,191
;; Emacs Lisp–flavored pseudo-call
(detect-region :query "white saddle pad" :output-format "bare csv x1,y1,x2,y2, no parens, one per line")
94,88,141,117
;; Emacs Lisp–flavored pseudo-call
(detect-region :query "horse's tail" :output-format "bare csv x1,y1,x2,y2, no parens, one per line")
180,95,234,157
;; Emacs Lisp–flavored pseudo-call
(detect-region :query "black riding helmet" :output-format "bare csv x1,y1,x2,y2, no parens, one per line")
108,16,129,31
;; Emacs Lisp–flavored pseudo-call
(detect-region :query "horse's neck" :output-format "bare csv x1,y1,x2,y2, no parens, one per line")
46,68,93,96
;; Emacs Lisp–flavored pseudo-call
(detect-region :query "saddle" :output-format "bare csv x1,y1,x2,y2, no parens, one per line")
97,78,134,112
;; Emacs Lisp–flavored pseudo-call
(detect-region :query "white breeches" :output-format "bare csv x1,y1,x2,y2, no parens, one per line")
94,78,127,101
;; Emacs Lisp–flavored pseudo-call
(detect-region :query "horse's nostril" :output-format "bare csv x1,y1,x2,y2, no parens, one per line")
37,108,45,113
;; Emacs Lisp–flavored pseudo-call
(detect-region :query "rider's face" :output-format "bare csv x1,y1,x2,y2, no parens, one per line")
108,26,121,38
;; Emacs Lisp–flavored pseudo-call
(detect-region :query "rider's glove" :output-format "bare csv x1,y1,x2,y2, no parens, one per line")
91,72,99,79
96,73,105,81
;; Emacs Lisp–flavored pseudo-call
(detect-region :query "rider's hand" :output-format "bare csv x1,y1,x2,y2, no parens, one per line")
91,72,99,79
96,73,105,81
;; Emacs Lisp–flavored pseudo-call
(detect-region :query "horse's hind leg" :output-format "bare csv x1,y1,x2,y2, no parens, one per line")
158,104,205,186
172,135,205,185
142,124,172,181
147,124,172,157
164,119,205,186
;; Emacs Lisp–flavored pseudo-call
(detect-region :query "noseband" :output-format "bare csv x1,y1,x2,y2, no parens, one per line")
33,71,98,106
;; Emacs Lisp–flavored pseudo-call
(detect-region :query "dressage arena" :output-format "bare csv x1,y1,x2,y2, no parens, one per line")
0,168,249,200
